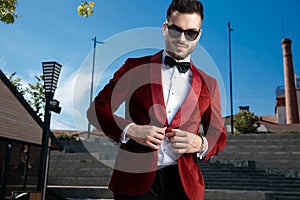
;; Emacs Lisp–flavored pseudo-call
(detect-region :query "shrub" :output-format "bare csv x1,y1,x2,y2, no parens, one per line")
234,111,260,133
55,133,75,140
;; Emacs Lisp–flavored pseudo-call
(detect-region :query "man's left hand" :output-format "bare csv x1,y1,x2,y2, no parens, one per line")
166,129,202,154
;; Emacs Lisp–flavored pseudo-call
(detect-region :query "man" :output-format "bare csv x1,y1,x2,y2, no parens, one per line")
87,0,226,199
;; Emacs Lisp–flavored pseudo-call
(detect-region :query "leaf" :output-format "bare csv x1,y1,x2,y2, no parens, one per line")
77,1,95,18
0,0,19,24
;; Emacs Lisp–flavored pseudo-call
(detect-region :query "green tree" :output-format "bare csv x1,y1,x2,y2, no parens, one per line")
233,111,260,133
8,73,45,118
26,75,45,118
0,0,19,24
1,0,95,24
7,72,26,95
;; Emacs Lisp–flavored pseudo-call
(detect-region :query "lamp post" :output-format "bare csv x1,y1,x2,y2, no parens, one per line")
87,36,104,138
228,22,234,134
38,61,62,200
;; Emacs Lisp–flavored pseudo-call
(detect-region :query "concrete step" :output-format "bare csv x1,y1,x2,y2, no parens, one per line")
49,167,112,177
204,180,300,192
50,152,117,159
256,160,300,171
218,151,300,160
47,176,110,186
48,160,115,170
47,186,269,200
226,133,300,140
205,184,299,193
58,139,119,153
47,186,113,199
274,192,300,200
203,172,300,183
223,145,300,152
49,154,113,164
49,186,286,200
210,157,300,171
226,138,300,145
202,169,300,182
205,189,267,200
50,152,117,162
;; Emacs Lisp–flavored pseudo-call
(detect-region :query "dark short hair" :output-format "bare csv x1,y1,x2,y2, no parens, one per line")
167,0,204,21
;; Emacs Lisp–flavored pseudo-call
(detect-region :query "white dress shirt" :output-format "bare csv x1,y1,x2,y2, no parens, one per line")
121,51,208,166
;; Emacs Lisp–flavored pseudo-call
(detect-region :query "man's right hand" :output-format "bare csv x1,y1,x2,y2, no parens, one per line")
126,124,166,150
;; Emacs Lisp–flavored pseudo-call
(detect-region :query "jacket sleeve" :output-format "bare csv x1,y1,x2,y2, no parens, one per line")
202,78,227,161
86,59,134,142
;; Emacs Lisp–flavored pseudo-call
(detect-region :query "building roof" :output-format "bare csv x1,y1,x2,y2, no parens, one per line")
52,129,106,140
224,115,300,133
0,69,63,150
259,115,278,124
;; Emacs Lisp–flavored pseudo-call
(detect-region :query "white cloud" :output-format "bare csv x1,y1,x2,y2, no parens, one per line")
51,63,94,131
51,118,76,130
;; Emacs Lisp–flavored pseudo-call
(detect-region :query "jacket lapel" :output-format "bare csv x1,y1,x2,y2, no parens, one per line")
169,62,204,129
149,51,167,126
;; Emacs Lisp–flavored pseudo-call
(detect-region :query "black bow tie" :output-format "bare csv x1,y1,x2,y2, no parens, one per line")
164,56,190,73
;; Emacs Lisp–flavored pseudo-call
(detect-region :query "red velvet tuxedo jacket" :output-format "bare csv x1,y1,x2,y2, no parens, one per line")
87,50,226,199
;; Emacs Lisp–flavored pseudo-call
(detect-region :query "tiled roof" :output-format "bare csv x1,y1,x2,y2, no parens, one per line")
224,115,300,133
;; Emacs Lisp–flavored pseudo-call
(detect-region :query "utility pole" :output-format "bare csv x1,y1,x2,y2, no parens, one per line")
87,37,104,138
228,22,234,134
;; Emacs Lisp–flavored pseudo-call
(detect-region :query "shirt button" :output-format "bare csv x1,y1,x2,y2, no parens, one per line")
168,111,171,113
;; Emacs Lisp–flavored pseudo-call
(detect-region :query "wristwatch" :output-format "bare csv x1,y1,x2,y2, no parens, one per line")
199,136,205,153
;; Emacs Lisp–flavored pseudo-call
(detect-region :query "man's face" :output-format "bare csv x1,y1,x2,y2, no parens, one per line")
163,12,202,60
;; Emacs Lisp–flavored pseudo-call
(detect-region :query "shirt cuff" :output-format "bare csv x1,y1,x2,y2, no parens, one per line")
197,136,208,159
120,123,134,143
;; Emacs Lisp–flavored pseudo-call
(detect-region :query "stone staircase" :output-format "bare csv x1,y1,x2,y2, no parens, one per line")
47,133,300,200
210,133,300,179
48,153,112,186
199,160,300,199
47,138,116,199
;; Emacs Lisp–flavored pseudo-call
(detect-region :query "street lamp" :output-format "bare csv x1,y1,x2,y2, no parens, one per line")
87,36,104,138
43,62,62,94
38,61,62,200
228,22,234,134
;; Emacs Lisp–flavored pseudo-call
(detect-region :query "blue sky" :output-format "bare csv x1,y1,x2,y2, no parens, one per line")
1,0,300,130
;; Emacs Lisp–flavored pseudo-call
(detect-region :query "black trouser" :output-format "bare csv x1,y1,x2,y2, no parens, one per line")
114,164,189,200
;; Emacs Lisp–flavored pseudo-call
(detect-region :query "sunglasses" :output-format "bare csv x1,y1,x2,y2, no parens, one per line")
166,23,201,41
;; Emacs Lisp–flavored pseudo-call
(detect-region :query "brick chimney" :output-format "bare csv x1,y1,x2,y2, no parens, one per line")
281,38,299,124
